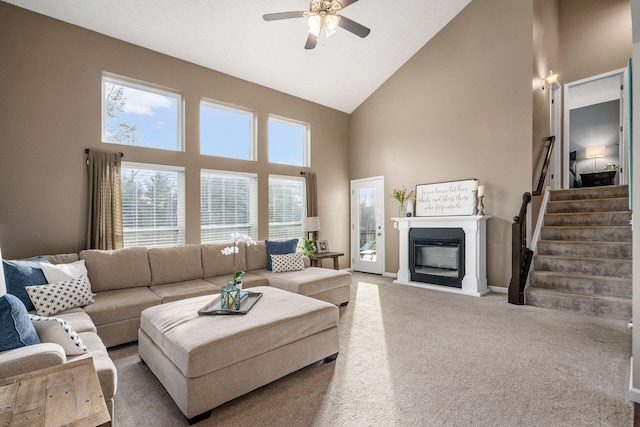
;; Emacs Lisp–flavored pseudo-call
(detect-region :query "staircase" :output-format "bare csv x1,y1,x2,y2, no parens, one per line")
526,185,632,320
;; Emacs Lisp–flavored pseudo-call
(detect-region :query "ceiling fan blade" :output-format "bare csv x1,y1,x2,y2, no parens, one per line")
305,33,318,50
263,11,306,21
337,15,370,38
336,0,360,9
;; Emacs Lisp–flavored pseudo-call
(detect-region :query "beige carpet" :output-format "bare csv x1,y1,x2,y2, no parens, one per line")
109,272,632,426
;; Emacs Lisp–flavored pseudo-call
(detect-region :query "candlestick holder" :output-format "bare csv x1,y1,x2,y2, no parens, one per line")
473,190,479,215
478,195,485,216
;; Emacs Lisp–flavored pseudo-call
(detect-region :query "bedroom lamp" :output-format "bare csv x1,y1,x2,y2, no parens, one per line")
586,145,605,172
302,216,321,241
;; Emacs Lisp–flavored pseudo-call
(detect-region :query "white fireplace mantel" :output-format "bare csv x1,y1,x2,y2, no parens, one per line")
393,215,491,297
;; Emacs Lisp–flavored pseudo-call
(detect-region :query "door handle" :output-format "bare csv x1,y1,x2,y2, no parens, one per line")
377,233,382,236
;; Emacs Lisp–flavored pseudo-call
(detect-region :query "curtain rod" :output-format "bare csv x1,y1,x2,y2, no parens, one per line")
84,149,124,157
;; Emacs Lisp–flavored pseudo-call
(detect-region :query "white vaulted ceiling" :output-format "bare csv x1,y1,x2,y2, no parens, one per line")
2,0,471,113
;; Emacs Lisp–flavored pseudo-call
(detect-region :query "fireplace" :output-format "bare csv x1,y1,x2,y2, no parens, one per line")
409,228,465,288
393,215,490,296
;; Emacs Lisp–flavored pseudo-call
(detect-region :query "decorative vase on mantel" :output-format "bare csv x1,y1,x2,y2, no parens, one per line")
221,282,241,310
399,204,406,218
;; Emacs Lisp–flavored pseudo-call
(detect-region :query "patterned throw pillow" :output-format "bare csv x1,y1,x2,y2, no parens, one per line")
25,275,94,317
271,252,305,273
30,314,87,355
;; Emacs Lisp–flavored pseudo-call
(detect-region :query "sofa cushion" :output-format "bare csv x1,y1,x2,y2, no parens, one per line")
80,247,151,292
44,253,80,265
271,252,305,273
29,314,87,356
150,279,221,304
39,260,93,292
148,245,204,286
3,257,49,311
0,294,40,352
26,276,94,317
68,332,117,402
255,267,352,298
204,272,269,289
55,308,97,334
83,287,161,327
201,243,247,278
245,241,269,271
265,239,298,271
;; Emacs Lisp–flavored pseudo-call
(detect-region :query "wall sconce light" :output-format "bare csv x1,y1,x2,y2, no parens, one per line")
586,145,606,172
542,70,559,90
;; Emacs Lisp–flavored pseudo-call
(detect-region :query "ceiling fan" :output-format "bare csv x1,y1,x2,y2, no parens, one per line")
263,0,371,49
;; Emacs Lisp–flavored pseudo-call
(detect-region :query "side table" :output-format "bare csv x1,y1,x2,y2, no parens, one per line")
0,357,111,427
309,251,344,270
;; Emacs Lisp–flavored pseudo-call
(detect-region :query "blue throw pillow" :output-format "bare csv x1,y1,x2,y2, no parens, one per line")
3,257,50,311
265,239,298,271
0,294,41,352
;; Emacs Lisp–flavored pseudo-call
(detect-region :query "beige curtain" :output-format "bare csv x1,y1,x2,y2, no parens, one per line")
86,150,123,250
304,172,318,217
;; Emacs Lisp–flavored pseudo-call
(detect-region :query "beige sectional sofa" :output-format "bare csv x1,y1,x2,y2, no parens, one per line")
0,241,351,421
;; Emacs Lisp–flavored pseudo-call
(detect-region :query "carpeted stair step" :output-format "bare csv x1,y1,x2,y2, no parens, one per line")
536,240,632,259
529,270,631,298
546,197,629,214
525,287,631,320
533,254,631,278
540,225,631,242
549,185,629,201
544,211,631,226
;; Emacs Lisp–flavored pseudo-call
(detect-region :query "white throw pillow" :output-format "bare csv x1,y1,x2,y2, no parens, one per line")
40,260,93,292
29,314,87,355
271,252,305,273
25,276,94,317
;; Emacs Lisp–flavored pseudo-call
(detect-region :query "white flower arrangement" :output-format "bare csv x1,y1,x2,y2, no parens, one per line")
220,233,257,286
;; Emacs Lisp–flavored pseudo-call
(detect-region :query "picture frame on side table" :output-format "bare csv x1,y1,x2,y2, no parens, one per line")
316,240,329,253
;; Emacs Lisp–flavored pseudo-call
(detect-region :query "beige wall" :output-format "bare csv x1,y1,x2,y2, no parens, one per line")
560,0,632,84
350,0,534,287
0,3,350,261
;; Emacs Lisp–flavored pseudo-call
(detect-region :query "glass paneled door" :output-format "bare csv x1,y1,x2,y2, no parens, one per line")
351,176,384,274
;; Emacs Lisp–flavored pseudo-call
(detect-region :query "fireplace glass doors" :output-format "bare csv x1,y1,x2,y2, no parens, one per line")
409,228,465,288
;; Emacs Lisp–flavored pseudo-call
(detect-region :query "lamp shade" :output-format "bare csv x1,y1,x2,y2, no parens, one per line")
586,146,606,158
302,216,321,232
0,245,6,296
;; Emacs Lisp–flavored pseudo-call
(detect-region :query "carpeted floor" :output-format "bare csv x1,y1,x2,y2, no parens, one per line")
109,272,632,426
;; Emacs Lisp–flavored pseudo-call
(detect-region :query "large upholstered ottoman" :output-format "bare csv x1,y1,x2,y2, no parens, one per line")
138,286,339,422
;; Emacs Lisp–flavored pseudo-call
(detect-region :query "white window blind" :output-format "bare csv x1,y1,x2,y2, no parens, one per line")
268,175,305,240
121,163,185,248
201,170,258,243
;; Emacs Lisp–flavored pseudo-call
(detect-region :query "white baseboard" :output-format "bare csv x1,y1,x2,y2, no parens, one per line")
383,272,397,278
630,358,640,402
488,285,507,294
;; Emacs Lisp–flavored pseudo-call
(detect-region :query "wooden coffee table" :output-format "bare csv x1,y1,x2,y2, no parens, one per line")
0,357,111,427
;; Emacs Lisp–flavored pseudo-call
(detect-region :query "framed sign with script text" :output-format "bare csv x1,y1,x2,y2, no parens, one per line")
415,179,477,217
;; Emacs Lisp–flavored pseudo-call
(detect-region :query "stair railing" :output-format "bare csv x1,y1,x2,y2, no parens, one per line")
508,136,555,305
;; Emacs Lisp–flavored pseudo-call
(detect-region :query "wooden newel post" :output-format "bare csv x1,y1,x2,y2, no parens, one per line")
508,192,533,305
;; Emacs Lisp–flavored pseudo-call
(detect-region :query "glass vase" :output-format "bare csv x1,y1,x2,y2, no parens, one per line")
399,204,406,218
221,282,241,310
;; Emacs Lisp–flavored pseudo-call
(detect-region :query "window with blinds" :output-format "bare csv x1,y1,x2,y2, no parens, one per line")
268,175,305,240
121,163,185,248
201,170,258,243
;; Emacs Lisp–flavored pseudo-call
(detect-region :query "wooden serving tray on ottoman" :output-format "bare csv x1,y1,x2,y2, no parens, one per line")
138,286,339,423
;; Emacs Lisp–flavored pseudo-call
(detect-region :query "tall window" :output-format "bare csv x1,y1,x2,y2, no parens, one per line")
201,170,258,243
102,75,182,151
268,175,305,240
121,163,185,247
200,101,255,160
268,116,309,166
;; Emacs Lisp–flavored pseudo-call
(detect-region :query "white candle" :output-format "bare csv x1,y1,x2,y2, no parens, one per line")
473,180,478,191
478,186,485,197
